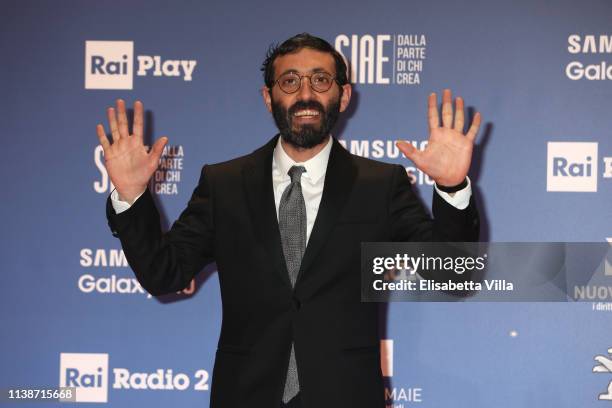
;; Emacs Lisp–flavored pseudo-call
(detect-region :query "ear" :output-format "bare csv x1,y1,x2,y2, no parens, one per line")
262,86,273,113
339,84,352,113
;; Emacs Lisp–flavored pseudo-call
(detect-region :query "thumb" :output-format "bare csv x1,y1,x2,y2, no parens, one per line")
150,136,168,160
396,140,421,166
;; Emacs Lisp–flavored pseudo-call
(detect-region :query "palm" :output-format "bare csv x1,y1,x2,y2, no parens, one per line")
397,89,481,187
96,99,168,202
105,139,156,192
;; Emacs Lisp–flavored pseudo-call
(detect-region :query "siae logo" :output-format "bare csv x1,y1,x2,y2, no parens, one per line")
546,142,598,192
334,34,426,85
85,41,197,90
59,353,109,403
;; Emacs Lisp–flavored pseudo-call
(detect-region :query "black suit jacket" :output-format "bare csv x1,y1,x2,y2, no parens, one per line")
106,134,479,408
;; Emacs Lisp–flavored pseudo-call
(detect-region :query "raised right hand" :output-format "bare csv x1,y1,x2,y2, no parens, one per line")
96,99,168,204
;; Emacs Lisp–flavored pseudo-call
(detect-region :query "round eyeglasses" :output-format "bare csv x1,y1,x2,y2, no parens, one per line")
274,72,338,94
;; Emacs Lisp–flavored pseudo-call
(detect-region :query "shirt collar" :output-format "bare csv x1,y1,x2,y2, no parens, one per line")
273,134,332,185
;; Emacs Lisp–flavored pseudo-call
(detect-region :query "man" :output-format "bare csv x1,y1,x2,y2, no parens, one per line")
97,33,481,408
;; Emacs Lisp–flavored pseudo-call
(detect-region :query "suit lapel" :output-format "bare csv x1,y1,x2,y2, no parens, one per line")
242,134,292,289
295,138,357,287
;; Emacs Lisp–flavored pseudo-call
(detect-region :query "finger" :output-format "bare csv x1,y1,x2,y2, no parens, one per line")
396,140,422,167
454,97,464,132
106,107,120,142
428,93,439,131
466,112,482,142
133,100,144,140
116,99,130,138
150,136,168,161
441,89,452,128
96,124,111,151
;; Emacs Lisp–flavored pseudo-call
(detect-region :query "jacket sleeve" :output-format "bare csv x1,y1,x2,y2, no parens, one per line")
388,164,480,242
105,165,216,296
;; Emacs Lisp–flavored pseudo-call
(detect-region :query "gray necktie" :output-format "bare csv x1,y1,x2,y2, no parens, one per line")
279,165,307,403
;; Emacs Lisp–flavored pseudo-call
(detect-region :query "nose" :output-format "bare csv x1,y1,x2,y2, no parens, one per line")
296,76,315,100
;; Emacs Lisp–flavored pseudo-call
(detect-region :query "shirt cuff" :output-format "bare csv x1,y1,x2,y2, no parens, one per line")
110,189,145,214
433,176,472,210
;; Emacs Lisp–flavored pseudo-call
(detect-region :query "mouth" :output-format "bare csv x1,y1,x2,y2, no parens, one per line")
293,109,320,118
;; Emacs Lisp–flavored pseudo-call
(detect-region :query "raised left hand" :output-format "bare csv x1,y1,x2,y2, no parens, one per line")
396,89,481,187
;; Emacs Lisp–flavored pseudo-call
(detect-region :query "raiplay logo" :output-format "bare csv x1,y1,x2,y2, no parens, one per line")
84,41,197,90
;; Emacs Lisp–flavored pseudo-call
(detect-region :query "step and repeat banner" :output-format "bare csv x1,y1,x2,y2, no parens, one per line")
1,0,611,406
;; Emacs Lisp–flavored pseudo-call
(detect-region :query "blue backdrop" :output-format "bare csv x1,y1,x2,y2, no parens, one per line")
2,0,611,406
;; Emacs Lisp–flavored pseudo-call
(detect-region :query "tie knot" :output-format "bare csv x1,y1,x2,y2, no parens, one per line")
288,165,306,183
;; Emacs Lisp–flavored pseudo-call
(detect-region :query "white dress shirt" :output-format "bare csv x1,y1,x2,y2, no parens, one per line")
111,136,472,234
271,135,333,243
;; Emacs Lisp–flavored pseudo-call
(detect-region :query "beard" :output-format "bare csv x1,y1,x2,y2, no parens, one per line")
271,96,341,149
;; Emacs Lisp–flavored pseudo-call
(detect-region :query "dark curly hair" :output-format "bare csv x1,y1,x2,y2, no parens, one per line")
261,33,349,90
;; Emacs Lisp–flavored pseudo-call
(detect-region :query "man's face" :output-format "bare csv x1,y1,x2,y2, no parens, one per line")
263,48,351,149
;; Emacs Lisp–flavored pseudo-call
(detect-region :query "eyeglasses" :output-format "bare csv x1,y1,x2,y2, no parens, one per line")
274,71,338,94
